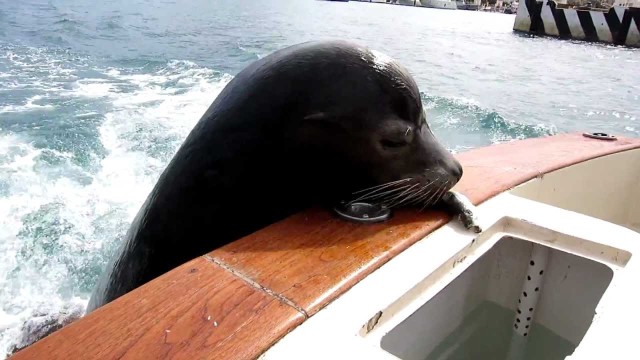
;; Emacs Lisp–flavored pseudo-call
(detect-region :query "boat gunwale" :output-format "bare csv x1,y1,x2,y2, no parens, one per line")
9,132,640,360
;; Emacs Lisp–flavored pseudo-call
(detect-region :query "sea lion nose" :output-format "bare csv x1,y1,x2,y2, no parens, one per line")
437,158,463,182
452,160,463,181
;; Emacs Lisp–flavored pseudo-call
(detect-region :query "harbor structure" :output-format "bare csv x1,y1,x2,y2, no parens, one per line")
513,0,640,47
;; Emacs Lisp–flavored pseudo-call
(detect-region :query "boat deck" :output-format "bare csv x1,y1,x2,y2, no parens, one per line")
9,133,640,360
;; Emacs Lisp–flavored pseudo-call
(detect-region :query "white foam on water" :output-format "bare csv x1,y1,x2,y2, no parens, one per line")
0,47,82,120
0,48,232,356
75,112,100,118
71,80,117,99
0,95,56,113
449,96,481,107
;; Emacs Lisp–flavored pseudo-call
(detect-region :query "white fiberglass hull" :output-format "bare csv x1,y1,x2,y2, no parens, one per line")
262,148,640,359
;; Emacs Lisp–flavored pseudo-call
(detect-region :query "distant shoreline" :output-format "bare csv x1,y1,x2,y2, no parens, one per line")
341,0,519,15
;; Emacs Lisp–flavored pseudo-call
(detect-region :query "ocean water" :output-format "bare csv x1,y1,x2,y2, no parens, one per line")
0,0,638,355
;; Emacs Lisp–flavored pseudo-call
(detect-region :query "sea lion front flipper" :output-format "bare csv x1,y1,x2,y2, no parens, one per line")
439,191,482,233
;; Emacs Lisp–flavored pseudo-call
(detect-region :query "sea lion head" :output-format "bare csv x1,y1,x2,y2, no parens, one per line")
283,41,463,209
79,40,467,320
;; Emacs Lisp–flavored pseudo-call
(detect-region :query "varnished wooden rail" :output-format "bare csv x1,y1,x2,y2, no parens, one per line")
10,133,640,360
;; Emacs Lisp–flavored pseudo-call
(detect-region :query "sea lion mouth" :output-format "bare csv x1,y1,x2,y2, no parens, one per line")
345,170,458,211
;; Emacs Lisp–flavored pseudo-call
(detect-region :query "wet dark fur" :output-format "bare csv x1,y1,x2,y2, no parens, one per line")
85,40,464,312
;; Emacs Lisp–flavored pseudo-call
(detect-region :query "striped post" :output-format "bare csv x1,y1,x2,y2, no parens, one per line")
514,1,640,47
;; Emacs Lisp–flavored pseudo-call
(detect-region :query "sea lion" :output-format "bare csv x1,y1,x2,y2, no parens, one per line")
86,39,466,312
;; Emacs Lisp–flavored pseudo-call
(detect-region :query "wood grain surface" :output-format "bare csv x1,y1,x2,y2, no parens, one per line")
9,258,304,359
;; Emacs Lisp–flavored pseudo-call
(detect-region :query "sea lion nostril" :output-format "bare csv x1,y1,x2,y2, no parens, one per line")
446,163,462,182
443,157,463,180
453,161,463,180
435,159,462,181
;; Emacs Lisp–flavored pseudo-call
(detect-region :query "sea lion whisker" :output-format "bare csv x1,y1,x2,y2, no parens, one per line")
351,182,411,202
354,183,412,203
352,178,411,195
420,183,446,212
386,184,422,208
407,194,427,206
392,187,425,208
385,183,421,208
433,181,451,203
408,186,432,205
406,185,428,201
418,189,438,211
400,184,428,203
408,177,440,205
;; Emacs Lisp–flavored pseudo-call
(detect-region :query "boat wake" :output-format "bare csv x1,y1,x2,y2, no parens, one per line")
0,45,231,357
421,93,557,152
